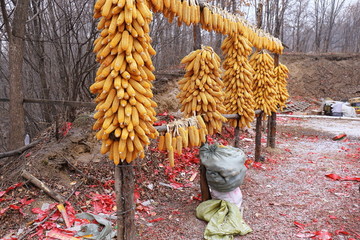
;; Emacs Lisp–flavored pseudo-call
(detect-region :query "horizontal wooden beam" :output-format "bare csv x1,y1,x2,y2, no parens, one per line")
155,110,263,132
0,98,96,108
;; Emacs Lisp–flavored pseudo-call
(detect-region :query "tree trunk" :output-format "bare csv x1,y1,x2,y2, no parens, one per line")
256,2,264,29
31,0,52,123
6,0,30,150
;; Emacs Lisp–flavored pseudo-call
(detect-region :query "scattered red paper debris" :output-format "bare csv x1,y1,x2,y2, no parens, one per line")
335,230,349,235
47,229,80,240
191,194,202,201
296,232,316,238
59,122,72,136
294,221,306,230
0,197,35,216
313,229,332,240
148,217,165,223
332,134,347,141
0,182,23,198
153,120,167,126
157,112,169,116
284,148,292,153
325,174,360,182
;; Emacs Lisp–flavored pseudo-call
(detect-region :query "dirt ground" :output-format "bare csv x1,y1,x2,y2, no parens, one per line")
0,113,359,240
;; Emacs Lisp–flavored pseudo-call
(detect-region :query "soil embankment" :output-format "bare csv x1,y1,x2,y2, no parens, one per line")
281,53,360,100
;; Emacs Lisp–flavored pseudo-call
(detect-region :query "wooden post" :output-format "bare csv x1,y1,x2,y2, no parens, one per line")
254,2,264,161
234,126,240,148
267,112,277,148
199,164,211,201
115,162,135,240
122,162,135,239
254,111,263,162
115,165,124,240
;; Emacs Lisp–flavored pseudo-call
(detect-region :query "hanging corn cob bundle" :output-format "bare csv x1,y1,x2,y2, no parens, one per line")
177,46,227,135
198,3,283,54
250,51,278,117
147,0,200,26
221,34,255,129
158,115,208,167
274,63,290,111
91,0,159,164
144,0,283,53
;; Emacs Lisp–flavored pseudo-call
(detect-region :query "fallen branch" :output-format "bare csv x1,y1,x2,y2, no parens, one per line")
0,140,40,159
21,170,65,203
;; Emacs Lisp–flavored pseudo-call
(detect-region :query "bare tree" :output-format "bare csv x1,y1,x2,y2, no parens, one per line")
323,0,346,51
1,0,30,150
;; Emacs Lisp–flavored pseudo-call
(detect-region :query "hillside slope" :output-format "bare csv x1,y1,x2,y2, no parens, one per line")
281,53,360,100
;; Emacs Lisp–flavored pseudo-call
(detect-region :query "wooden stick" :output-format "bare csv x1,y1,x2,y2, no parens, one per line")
0,140,40,159
21,170,65,203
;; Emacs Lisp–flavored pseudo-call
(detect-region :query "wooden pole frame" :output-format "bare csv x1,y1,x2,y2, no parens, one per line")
115,162,135,240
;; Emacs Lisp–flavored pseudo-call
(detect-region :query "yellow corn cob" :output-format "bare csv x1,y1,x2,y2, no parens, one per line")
158,135,165,151
168,146,174,167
